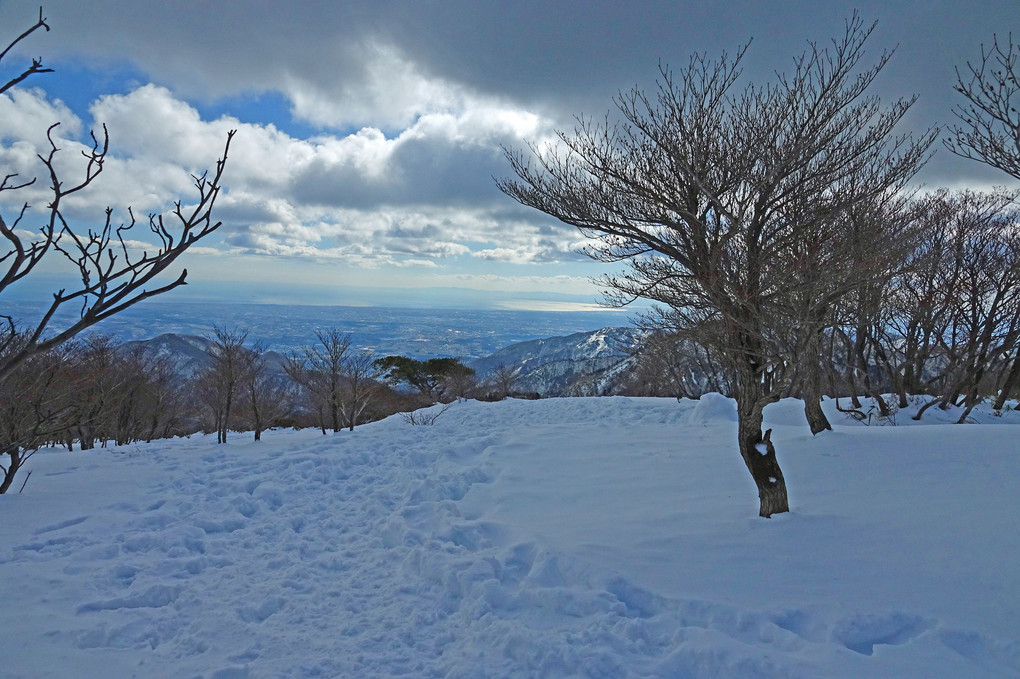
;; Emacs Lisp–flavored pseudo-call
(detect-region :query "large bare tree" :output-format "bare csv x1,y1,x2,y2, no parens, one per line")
947,33,1020,181
946,35,1020,410
499,16,935,517
0,9,235,382
1,9,233,493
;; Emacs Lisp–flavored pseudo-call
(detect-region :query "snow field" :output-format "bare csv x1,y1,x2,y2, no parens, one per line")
1,396,1019,678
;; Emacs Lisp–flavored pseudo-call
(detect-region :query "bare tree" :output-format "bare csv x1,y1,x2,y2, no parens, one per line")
285,329,352,433
947,33,1020,181
784,191,922,430
623,326,729,400
0,9,235,382
338,349,379,431
946,35,1020,411
500,16,935,517
0,332,75,493
66,334,120,449
238,340,289,441
106,345,149,446
199,327,249,444
442,358,477,402
486,362,521,401
906,191,1020,421
121,347,188,444
827,198,928,414
0,10,230,490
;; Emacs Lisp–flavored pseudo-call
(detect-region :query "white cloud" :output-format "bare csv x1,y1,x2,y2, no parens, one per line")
284,41,469,131
0,81,578,273
0,89,88,204
0,89,82,146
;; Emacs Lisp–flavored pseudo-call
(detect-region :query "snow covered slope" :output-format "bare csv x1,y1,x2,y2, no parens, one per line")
470,327,644,396
2,396,1018,678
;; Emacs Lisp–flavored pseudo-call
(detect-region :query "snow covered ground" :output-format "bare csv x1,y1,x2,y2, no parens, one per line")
2,395,1018,678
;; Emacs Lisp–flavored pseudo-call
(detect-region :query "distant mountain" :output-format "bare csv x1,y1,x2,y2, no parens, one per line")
469,327,646,397
120,334,290,381
121,334,215,379
121,328,649,399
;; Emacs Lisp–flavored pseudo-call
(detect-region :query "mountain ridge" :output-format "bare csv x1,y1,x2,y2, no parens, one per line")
122,327,645,397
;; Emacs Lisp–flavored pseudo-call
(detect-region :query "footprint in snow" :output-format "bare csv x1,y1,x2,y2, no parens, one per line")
438,521,506,551
940,628,1020,673
831,611,933,655
33,515,89,534
605,577,668,619
76,584,181,614
770,608,828,643
237,596,286,623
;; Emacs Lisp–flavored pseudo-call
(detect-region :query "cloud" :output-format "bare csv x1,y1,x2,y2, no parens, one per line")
283,40,470,131
0,89,87,204
0,82,579,269
4,0,1017,191
0,88,82,147
4,0,1016,313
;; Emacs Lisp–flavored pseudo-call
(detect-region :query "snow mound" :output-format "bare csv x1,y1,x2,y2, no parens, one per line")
687,391,738,424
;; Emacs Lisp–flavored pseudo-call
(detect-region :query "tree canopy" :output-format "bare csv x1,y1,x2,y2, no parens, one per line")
374,355,474,402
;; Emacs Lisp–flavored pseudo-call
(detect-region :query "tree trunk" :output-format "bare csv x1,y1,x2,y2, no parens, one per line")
330,399,341,433
913,395,942,421
803,397,830,435
801,331,832,435
0,450,21,495
897,388,909,410
221,389,234,444
737,409,789,518
872,393,891,417
992,355,1020,410
147,414,158,443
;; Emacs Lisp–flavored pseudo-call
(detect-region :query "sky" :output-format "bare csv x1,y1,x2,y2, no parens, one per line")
0,0,1017,311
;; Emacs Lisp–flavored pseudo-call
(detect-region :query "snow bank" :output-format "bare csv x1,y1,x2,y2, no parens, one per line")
1,396,1018,678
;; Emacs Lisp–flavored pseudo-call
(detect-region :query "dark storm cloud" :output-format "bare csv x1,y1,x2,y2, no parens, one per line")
10,0,1018,130
289,131,507,209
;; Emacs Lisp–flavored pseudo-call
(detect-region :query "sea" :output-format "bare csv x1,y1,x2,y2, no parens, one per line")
3,300,634,360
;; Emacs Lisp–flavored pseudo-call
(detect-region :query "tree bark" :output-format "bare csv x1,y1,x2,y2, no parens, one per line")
0,450,21,495
737,409,789,518
992,355,1020,410
913,395,944,421
797,329,831,435
803,398,830,435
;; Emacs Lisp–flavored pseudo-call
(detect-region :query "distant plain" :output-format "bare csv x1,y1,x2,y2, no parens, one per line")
4,300,633,359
